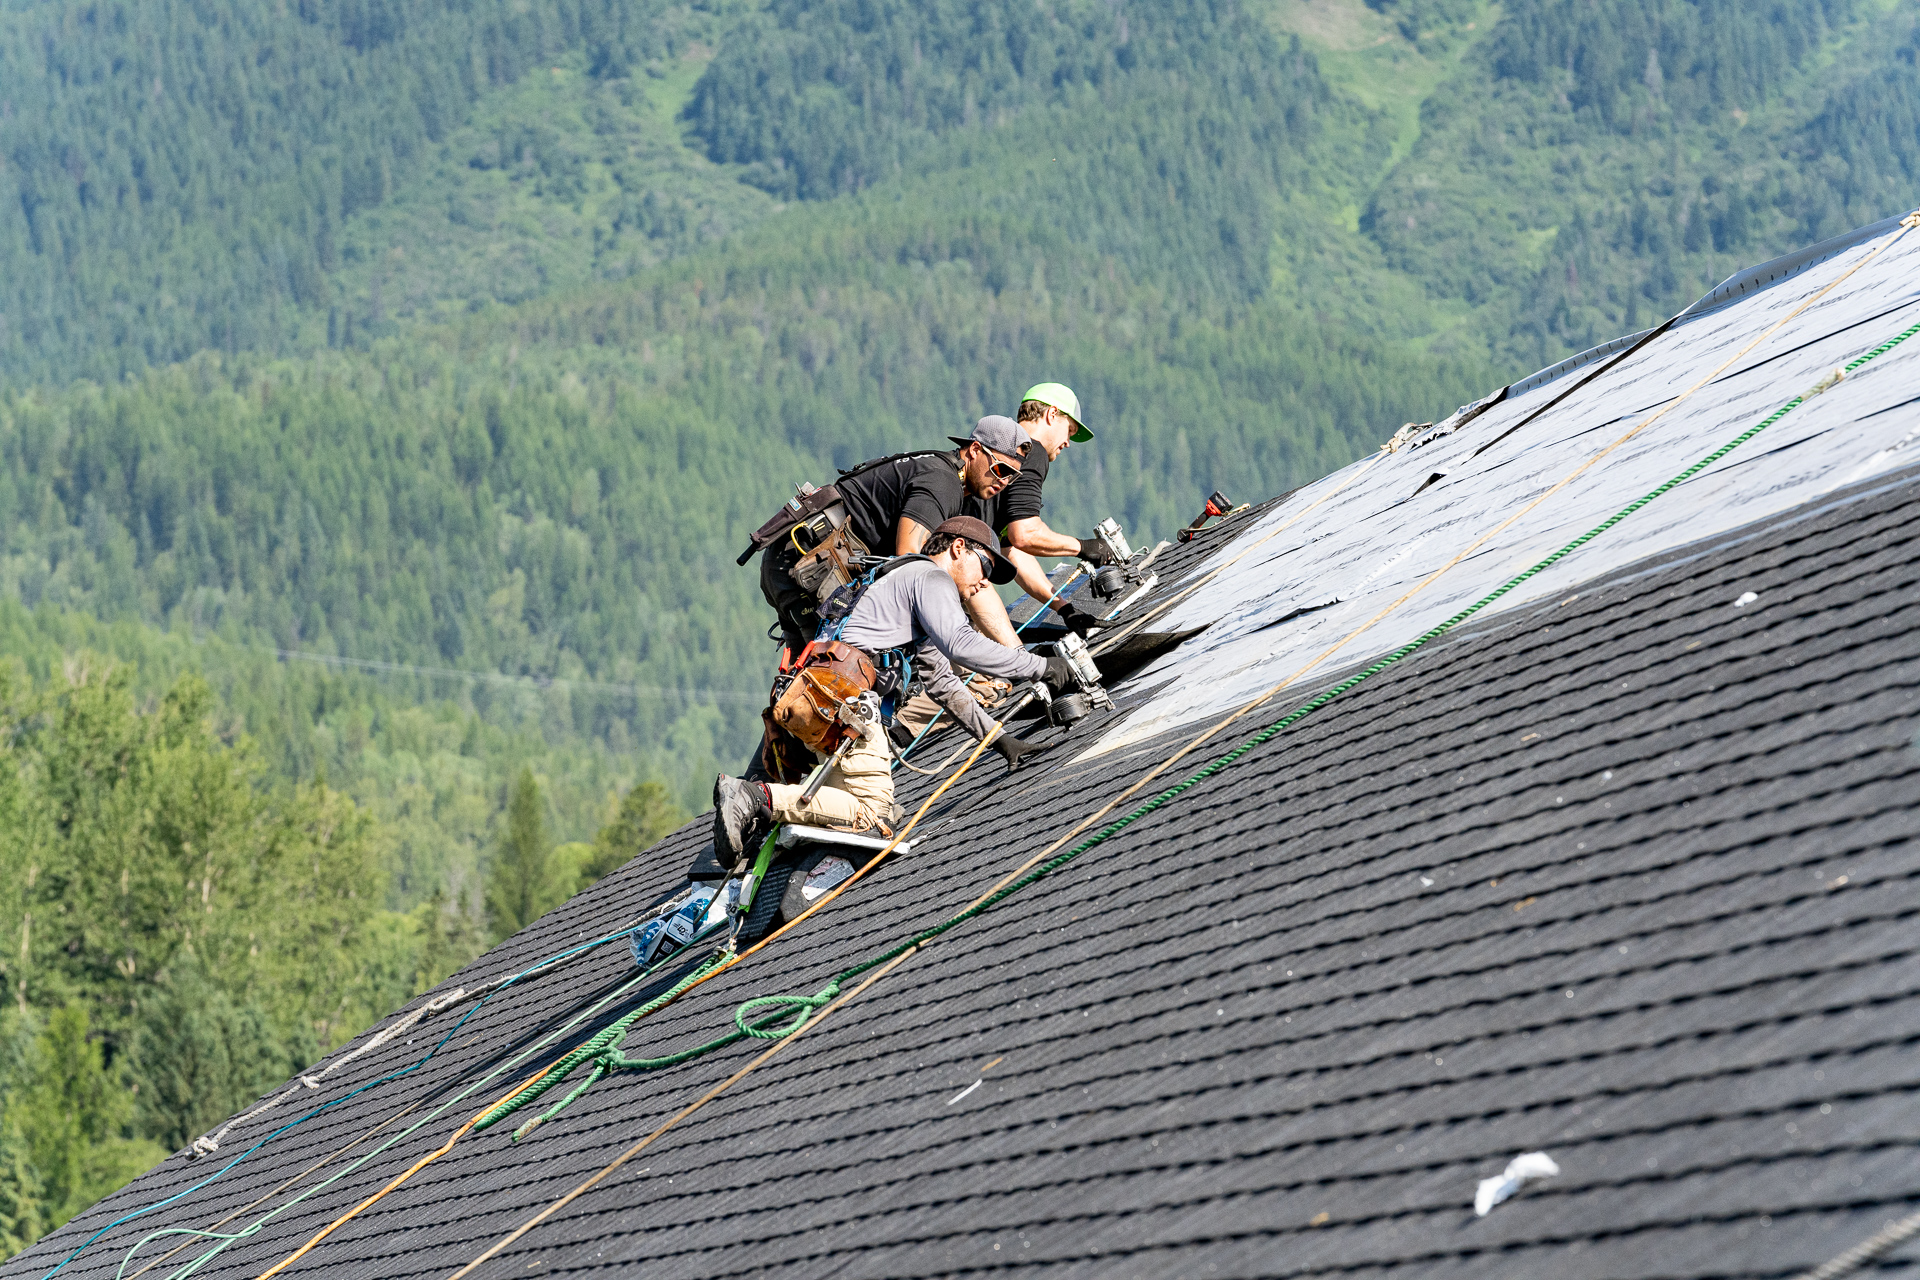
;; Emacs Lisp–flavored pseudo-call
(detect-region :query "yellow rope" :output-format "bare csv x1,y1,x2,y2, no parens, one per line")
250,698,1023,1280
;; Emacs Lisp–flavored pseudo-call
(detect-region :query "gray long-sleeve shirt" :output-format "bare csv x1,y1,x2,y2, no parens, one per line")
838,559,1046,742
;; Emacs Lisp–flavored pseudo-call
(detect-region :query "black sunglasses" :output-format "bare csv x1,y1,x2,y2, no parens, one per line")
969,545,996,579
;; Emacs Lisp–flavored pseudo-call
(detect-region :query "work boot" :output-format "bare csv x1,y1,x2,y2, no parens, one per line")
712,774,774,870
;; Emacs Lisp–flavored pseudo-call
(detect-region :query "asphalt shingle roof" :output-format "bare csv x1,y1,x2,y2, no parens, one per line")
11,224,1920,1280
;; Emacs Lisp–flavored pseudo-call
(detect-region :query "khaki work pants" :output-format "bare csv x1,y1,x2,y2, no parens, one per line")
893,674,1012,749
893,693,942,741
767,726,894,834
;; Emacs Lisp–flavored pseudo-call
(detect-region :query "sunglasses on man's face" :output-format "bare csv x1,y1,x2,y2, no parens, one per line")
987,457,1021,481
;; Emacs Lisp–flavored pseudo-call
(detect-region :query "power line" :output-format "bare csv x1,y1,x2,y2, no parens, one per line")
264,647,764,704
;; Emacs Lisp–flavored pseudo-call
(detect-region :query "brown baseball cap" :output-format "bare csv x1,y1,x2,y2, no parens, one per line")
933,515,1019,585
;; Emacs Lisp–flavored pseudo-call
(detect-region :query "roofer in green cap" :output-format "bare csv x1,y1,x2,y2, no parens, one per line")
965,381,1117,641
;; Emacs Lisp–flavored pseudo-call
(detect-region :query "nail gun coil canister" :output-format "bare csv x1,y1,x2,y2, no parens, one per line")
1092,564,1130,600
1049,691,1092,726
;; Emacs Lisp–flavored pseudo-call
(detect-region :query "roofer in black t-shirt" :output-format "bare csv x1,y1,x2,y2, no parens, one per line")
742,415,1031,659
964,382,1115,642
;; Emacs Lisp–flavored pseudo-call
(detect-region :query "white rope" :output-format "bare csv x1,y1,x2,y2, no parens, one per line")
1796,1209,1920,1280
190,987,467,1157
187,885,693,1157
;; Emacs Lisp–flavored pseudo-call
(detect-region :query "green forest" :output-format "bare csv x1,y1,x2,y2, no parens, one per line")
0,0,1914,1252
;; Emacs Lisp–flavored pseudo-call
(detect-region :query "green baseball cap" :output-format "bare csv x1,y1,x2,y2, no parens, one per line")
1020,382,1093,442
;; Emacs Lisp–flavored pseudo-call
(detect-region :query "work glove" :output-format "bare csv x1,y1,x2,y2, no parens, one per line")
1042,651,1078,696
1055,601,1100,639
991,734,1043,773
1076,536,1120,567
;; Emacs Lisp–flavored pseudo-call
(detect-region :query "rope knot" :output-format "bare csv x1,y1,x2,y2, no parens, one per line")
733,986,836,1041
190,1135,219,1158
299,1075,323,1090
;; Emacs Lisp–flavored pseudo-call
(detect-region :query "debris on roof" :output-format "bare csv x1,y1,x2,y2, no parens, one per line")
1474,1151,1560,1216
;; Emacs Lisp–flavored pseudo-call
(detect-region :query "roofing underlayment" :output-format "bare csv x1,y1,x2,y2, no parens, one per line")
11,213,1920,1280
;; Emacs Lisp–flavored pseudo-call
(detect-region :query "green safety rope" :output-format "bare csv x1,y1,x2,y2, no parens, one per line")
472,948,727,1138
478,318,1920,1139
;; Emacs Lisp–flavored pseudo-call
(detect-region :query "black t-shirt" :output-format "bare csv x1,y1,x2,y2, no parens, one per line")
837,450,967,552
966,444,1049,538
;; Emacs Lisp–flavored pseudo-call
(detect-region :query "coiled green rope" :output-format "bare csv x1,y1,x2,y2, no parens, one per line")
480,318,1920,1138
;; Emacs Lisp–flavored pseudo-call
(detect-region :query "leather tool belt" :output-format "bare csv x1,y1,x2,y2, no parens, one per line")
770,640,878,755
738,484,845,565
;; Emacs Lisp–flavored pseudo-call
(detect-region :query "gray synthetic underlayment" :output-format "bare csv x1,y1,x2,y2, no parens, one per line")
1093,213,1920,757
1505,211,1909,403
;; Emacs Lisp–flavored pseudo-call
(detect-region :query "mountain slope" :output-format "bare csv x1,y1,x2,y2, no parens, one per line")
0,0,736,382
0,0,1914,896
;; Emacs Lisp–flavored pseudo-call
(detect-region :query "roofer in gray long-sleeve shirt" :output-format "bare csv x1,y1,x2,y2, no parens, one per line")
713,517,1077,862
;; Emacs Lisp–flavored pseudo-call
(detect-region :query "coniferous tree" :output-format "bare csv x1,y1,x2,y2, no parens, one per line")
132,958,290,1153
15,1007,165,1232
413,887,489,992
485,769,559,940
0,1105,40,1257
580,782,686,887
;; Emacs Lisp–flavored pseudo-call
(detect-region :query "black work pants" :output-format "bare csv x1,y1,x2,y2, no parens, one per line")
759,543,820,656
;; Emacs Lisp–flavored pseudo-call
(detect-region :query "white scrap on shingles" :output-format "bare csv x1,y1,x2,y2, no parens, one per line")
1475,1151,1561,1216
1733,591,1759,607
947,1080,983,1105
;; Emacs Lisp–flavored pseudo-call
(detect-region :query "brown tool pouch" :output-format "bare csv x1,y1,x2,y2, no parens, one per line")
771,641,877,755
788,520,869,604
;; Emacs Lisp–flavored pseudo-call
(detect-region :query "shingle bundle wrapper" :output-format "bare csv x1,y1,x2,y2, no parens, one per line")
1474,1152,1560,1216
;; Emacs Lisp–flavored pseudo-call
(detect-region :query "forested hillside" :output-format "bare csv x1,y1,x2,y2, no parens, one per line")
0,0,1915,1253
1363,0,1920,369
0,0,752,382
